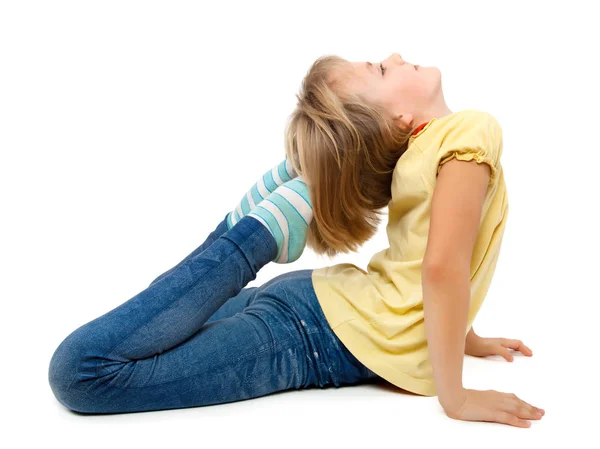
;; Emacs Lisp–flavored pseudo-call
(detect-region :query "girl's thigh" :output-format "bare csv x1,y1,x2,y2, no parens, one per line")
204,286,260,324
59,302,318,414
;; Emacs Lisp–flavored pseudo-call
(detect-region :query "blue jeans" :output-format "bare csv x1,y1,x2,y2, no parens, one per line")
48,212,380,414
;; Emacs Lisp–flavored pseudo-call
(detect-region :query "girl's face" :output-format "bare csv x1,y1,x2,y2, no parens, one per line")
342,53,445,129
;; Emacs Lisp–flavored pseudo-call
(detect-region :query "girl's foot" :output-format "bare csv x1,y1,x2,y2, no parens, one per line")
247,177,312,264
226,158,297,230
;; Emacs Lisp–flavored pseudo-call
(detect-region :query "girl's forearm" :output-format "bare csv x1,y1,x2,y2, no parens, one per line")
422,265,471,409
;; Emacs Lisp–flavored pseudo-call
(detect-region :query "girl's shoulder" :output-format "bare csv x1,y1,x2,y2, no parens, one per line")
436,109,503,144
449,109,501,128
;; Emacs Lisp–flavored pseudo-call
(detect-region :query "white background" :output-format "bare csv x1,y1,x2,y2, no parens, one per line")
2,0,598,447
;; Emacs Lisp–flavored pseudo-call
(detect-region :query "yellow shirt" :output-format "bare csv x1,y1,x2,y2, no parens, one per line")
311,109,509,396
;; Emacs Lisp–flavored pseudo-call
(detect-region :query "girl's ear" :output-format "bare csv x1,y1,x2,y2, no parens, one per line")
392,112,414,132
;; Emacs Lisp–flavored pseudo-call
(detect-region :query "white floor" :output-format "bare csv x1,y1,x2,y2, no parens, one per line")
27,348,586,448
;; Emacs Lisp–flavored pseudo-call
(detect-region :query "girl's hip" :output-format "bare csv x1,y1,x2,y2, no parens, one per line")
250,269,380,387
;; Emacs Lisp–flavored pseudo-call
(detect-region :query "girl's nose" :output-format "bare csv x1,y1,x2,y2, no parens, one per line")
389,53,405,65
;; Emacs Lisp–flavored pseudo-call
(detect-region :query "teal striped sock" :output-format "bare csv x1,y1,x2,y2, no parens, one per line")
226,158,298,230
247,177,313,264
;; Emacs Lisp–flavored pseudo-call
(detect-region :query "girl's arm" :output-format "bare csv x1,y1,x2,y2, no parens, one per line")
422,157,543,427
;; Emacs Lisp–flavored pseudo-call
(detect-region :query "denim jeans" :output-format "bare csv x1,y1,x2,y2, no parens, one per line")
48,212,380,414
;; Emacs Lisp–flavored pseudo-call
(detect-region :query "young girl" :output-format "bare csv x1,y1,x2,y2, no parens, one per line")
48,53,544,428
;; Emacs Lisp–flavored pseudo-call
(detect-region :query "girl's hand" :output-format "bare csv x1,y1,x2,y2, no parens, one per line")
444,388,545,428
465,334,533,362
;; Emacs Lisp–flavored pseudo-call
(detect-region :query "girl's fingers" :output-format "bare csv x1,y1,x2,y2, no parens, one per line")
493,411,531,428
501,339,533,356
514,401,538,420
495,345,514,362
522,343,533,356
506,394,544,420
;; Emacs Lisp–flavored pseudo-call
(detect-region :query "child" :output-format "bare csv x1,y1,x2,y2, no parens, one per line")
48,53,544,428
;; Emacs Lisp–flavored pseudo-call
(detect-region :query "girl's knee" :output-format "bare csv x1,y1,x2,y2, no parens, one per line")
48,326,106,413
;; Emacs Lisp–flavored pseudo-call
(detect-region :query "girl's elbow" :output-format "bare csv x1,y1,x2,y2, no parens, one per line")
422,259,470,283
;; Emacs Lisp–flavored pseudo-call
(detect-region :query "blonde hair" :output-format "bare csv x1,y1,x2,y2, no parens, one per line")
284,55,416,258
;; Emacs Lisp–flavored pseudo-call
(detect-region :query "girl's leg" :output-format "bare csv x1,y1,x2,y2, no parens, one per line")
147,211,230,287
204,286,259,324
203,258,306,325
49,267,379,415
145,211,272,325
48,214,279,413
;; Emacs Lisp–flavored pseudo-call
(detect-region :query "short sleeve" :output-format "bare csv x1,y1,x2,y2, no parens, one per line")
435,111,502,185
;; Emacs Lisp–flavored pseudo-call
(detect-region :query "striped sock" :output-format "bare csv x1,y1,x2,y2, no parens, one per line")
247,177,313,264
226,158,298,230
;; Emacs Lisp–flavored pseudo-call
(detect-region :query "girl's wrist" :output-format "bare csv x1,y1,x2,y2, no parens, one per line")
439,387,467,412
